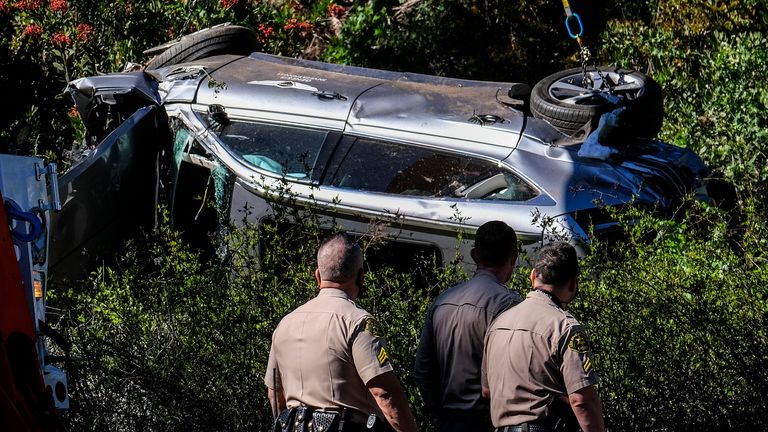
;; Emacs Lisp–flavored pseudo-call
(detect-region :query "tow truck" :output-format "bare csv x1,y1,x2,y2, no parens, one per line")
0,155,69,431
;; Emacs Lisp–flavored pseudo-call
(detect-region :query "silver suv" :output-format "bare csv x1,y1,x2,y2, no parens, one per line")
53,25,710,275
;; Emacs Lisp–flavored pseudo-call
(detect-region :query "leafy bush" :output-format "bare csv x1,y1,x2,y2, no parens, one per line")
575,200,768,430
50,198,454,430
50,198,768,431
599,2,768,202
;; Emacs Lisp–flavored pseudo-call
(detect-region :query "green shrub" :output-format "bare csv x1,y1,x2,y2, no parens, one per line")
575,200,768,430
599,4,768,202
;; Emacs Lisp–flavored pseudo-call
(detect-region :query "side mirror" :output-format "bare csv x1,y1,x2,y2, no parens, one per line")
208,104,231,127
508,83,531,100
504,83,531,114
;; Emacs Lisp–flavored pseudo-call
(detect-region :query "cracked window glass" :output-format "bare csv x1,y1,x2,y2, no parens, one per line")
332,138,538,201
218,121,328,180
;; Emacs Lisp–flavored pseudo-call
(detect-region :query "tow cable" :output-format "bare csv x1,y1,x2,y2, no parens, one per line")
560,0,603,88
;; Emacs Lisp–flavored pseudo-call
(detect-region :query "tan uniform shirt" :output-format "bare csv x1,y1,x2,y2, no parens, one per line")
264,288,393,414
482,290,599,427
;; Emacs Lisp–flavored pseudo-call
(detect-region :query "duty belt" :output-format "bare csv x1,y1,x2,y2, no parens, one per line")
272,406,391,432
495,424,554,432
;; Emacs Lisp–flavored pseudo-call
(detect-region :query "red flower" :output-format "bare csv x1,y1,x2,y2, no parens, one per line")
76,23,94,42
14,0,41,10
258,23,274,40
49,0,66,12
68,106,79,118
327,3,345,18
0,1,10,13
51,32,71,46
22,23,43,37
219,0,238,8
283,18,313,34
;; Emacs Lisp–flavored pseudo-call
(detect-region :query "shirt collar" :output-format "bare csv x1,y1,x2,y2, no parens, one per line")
318,288,349,299
474,268,497,280
529,289,563,308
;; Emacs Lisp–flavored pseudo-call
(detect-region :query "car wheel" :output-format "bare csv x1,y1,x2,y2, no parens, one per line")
530,66,664,138
145,24,259,70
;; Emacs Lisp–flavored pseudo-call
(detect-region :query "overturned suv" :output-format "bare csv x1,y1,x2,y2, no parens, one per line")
52,24,710,275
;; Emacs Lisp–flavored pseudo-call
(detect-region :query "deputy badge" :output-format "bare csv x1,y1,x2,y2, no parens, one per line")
376,346,390,366
567,332,590,354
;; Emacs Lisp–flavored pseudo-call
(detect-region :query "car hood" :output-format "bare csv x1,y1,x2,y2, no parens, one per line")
510,136,709,216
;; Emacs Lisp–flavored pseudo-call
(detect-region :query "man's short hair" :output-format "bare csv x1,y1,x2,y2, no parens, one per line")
533,242,579,286
472,221,518,267
317,233,363,282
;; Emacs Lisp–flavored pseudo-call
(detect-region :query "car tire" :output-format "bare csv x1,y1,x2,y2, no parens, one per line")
145,24,259,70
531,66,664,138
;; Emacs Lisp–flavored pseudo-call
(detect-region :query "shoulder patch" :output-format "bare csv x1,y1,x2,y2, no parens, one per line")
376,346,390,366
363,317,384,338
567,332,590,354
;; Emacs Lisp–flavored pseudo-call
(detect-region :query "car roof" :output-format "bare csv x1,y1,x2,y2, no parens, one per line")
191,52,532,161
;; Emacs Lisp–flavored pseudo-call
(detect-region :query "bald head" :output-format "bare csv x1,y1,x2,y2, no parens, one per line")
317,234,364,283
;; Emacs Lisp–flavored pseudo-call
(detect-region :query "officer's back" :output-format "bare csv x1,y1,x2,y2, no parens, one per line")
265,234,418,432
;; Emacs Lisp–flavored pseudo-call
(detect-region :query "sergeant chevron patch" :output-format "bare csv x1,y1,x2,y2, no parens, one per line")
377,346,389,366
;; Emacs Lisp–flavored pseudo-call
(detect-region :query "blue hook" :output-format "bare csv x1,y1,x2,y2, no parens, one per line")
565,13,584,39
4,201,43,243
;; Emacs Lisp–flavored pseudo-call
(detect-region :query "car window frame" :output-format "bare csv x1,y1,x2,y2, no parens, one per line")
322,135,541,202
195,113,342,185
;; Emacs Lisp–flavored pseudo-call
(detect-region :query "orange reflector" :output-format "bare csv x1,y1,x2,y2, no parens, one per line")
34,279,43,299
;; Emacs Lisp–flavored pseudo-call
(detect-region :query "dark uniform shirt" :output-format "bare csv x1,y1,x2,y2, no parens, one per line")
413,270,521,414
482,290,599,427
264,288,393,414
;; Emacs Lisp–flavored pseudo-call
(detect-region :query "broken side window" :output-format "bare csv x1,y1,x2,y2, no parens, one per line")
330,138,539,201
215,121,329,180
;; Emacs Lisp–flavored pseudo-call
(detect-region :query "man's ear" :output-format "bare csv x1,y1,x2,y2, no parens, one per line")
530,269,536,287
315,268,322,285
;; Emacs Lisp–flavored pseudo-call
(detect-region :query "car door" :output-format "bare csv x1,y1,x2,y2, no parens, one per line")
49,105,166,279
318,136,549,268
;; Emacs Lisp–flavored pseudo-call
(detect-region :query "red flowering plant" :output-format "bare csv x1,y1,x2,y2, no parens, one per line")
327,3,345,18
1,0,355,160
283,18,313,34
22,22,43,37
257,23,274,43
49,0,66,13
7,0,95,84
14,0,42,11
75,22,92,42
51,31,70,45
219,0,239,9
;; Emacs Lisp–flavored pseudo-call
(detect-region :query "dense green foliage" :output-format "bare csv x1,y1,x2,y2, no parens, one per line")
578,202,768,430
50,205,453,430
4,0,768,430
